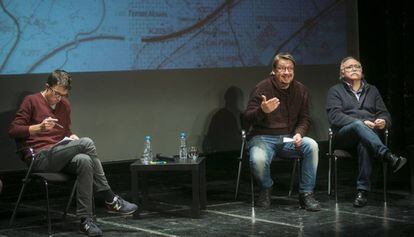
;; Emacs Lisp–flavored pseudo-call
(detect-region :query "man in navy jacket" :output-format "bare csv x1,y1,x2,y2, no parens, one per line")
326,56,407,207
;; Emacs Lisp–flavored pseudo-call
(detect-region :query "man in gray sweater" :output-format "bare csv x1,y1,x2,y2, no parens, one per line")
244,53,320,211
326,56,407,207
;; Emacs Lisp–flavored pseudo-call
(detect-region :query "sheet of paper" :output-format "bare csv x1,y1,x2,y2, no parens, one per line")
55,136,74,146
283,137,294,143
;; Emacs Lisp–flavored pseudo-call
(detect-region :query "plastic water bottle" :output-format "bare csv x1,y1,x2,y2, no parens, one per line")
141,135,153,164
179,132,187,159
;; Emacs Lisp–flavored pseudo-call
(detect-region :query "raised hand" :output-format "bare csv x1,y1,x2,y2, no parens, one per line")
260,95,280,113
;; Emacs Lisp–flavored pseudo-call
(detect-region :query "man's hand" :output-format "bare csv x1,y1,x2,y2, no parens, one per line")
260,95,280,113
363,120,375,129
293,133,303,148
374,118,386,130
30,117,59,135
69,134,79,140
40,117,59,131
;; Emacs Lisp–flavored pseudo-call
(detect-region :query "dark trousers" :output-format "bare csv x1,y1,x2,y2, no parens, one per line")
334,120,389,191
33,137,110,218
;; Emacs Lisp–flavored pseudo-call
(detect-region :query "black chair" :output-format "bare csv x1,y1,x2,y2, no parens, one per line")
9,147,78,236
327,128,389,204
234,129,302,201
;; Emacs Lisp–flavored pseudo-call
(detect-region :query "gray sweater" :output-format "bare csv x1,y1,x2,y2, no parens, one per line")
326,80,391,132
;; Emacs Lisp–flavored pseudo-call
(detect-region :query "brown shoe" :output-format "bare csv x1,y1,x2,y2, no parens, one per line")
299,192,321,211
256,187,272,208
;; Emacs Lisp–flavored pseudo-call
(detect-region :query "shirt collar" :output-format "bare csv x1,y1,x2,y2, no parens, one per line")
344,80,364,93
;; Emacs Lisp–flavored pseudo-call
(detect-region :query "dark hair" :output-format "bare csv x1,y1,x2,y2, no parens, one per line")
47,69,72,90
272,52,296,69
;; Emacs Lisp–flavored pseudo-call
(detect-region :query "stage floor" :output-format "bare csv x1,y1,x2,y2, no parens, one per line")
0,178,413,237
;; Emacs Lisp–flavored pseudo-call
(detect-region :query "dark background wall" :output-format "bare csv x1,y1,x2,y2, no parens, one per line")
357,0,413,191
357,0,413,153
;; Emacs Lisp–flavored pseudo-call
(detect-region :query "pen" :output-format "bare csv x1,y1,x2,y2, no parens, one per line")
55,123,64,129
45,116,64,129
149,161,167,165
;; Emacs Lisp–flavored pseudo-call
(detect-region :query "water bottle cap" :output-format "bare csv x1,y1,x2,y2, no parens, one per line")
145,135,151,140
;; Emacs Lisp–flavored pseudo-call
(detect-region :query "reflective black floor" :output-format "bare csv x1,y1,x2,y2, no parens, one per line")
0,178,413,237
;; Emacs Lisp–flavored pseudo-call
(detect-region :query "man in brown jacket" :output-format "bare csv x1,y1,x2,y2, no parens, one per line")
244,53,320,211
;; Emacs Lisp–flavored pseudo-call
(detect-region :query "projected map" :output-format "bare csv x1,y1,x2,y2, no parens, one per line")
0,0,347,74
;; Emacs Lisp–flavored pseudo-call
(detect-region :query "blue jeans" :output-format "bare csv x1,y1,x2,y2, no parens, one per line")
334,120,389,191
248,135,319,193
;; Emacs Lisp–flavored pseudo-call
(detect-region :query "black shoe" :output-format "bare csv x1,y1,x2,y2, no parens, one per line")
299,192,321,212
353,190,368,207
385,153,407,173
256,187,272,208
80,217,102,236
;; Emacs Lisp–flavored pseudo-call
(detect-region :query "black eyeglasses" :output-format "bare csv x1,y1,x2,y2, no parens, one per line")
48,87,69,99
276,66,294,72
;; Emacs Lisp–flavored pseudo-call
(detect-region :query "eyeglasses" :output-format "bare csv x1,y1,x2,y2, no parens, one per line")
49,87,68,99
343,64,362,72
276,67,294,72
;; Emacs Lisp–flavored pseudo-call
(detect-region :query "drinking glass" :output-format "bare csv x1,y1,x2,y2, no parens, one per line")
188,146,199,160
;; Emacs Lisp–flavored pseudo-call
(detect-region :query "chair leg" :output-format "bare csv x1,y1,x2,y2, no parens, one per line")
250,170,255,208
334,156,338,203
383,162,387,204
9,179,30,226
288,160,297,197
328,156,332,195
234,159,243,200
250,169,255,221
63,180,77,220
43,180,52,236
298,159,302,192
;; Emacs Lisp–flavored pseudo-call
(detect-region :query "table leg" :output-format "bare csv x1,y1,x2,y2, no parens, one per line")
140,172,149,207
191,167,201,218
200,159,207,210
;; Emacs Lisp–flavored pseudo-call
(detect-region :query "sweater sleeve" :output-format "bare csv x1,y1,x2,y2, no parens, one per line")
8,97,32,138
244,86,267,126
326,86,359,128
